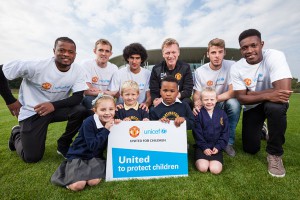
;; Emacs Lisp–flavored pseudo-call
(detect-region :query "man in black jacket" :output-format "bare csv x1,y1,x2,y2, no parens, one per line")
150,38,193,108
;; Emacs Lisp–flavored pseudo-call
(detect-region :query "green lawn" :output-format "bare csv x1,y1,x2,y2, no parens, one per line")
1,94,300,200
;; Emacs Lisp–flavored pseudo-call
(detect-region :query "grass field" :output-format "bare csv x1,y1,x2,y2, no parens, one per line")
1,94,300,200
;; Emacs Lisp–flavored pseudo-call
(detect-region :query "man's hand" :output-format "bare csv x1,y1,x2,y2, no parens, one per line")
116,104,124,111
193,100,202,116
268,90,293,103
139,103,149,111
153,98,162,107
7,100,22,117
34,102,55,116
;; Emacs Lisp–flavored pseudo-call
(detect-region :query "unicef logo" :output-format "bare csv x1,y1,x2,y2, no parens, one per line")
144,128,167,134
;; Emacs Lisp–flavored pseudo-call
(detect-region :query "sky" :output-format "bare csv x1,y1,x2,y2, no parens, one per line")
1,0,300,79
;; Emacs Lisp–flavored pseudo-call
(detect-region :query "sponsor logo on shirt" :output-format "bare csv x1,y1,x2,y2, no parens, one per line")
42,82,52,90
175,73,182,81
244,78,252,86
92,76,99,83
206,80,213,86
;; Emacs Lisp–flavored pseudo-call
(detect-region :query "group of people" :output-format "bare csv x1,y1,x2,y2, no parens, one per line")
0,28,292,191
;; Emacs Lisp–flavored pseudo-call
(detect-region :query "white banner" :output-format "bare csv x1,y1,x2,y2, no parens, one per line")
106,121,188,181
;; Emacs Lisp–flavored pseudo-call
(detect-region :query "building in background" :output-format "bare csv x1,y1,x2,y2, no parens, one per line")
109,47,242,72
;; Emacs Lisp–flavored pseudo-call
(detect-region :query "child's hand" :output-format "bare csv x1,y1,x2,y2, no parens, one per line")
174,117,185,127
160,117,170,124
123,117,131,121
105,119,115,130
143,118,149,121
204,149,212,156
114,119,122,125
212,147,219,154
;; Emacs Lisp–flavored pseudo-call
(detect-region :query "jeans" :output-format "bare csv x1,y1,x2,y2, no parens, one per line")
82,95,97,110
217,98,241,145
242,102,289,156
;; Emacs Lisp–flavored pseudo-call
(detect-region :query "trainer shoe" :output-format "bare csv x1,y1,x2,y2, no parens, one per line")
267,154,285,177
261,122,269,140
8,125,20,151
225,144,236,157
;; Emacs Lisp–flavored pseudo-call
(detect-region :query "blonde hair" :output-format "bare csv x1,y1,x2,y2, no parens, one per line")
161,38,179,50
95,39,112,51
201,87,217,100
121,80,139,95
92,94,115,108
207,38,225,52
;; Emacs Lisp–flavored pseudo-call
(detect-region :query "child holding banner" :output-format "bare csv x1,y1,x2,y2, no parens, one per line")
115,80,149,121
149,75,194,130
193,87,229,174
51,94,120,191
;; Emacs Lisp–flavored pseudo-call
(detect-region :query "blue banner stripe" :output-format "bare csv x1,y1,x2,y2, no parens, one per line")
112,148,188,178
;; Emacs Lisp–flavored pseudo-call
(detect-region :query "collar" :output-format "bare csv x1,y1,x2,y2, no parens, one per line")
124,102,139,110
162,98,181,106
93,114,104,129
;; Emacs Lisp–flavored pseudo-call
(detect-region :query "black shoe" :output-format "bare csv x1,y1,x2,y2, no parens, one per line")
8,125,20,151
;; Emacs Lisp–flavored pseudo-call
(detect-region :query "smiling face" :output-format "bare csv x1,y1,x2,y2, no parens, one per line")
239,36,264,65
160,81,178,105
121,88,139,107
201,90,217,112
53,41,76,71
94,43,112,67
162,44,180,69
207,46,225,70
93,99,116,125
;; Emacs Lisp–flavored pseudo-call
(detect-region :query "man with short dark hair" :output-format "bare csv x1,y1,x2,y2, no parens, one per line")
193,38,241,157
2,37,89,162
231,29,292,177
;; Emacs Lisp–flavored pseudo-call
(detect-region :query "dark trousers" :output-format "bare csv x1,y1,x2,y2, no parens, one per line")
242,102,289,156
14,105,88,163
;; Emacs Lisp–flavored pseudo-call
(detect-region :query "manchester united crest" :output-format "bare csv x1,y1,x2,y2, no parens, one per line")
41,82,52,90
220,117,224,126
129,126,140,138
92,76,99,83
174,73,182,80
243,78,252,86
207,80,213,86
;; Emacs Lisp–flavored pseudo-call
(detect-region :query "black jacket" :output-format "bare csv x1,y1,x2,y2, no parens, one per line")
149,60,193,102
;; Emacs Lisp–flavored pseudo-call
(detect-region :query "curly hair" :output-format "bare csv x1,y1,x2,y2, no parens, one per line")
123,43,148,64
238,29,261,43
